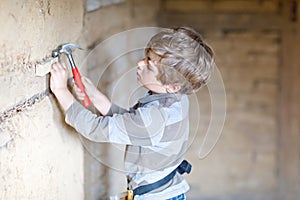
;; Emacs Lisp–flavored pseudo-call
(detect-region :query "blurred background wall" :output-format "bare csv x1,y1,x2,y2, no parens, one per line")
158,1,300,199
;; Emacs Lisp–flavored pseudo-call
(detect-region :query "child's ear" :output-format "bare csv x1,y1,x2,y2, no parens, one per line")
166,84,181,93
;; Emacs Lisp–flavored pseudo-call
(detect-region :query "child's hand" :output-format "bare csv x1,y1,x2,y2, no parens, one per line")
50,62,75,112
73,77,98,102
73,77,112,115
50,62,69,94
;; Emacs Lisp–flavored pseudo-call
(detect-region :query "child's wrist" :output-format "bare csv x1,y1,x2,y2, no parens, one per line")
52,88,75,112
52,88,69,97
91,90,103,103
93,90,111,115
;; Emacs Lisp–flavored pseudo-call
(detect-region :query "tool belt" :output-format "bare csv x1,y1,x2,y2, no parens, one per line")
110,160,192,200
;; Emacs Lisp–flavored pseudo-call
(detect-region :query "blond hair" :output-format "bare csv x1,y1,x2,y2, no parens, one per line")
145,27,215,94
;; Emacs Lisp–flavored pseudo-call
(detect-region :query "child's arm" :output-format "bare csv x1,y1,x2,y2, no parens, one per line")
50,62,112,115
50,62,75,112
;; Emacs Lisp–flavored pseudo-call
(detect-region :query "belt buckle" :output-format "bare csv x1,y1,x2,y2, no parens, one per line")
118,190,133,200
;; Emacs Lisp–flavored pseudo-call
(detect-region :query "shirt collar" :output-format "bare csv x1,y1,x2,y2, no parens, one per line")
138,91,182,105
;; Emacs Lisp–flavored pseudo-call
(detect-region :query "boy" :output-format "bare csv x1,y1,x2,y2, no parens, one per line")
50,27,215,199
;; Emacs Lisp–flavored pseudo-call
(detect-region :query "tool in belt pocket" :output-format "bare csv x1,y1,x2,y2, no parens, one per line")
110,190,134,200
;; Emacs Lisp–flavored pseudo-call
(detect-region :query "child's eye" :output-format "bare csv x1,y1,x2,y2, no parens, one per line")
144,57,153,71
146,57,151,63
146,64,153,71
143,57,150,64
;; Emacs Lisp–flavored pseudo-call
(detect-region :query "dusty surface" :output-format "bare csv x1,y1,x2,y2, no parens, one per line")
0,0,84,199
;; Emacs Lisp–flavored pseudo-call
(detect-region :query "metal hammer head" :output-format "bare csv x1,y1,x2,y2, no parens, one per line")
52,43,83,57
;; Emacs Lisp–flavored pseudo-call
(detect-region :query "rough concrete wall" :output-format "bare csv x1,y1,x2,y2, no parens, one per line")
189,30,280,199
279,2,300,199
81,0,160,199
159,0,300,199
0,0,84,199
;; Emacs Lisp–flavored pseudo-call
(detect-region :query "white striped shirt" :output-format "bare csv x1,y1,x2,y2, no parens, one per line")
65,93,190,199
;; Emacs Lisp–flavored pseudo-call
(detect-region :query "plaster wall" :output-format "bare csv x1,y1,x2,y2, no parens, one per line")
0,0,84,199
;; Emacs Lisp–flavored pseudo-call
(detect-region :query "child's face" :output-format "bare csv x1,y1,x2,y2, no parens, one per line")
137,53,166,93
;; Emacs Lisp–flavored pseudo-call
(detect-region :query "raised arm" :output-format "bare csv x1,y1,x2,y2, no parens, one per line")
50,62,75,113
65,102,168,146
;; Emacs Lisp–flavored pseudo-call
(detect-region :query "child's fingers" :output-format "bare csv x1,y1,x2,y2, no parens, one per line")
73,84,85,100
74,83,83,93
50,62,69,92
60,62,67,70
76,93,85,101
51,62,59,72
74,84,83,93
51,62,67,73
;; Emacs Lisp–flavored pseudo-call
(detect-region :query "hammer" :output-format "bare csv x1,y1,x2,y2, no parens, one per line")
52,43,92,108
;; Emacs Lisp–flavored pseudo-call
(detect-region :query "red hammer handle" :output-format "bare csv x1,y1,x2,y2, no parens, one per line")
72,67,92,108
